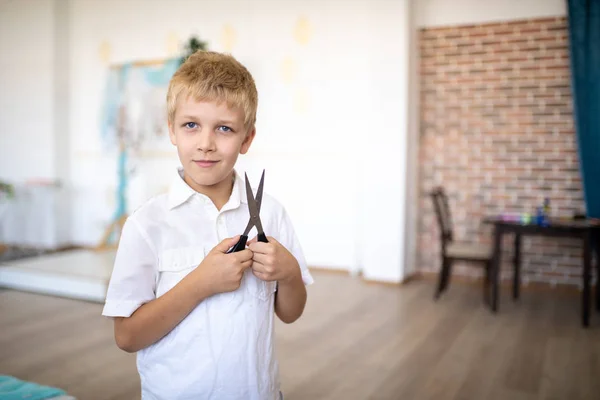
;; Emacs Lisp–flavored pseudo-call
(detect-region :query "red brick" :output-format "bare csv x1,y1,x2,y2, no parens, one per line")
419,16,587,287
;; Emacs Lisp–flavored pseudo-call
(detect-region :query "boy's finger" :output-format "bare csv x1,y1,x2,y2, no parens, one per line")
251,252,270,266
252,261,275,276
251,261,268,274
252,269,269,281
235,249,253,262
248,236,277,245
215,235,241,253
248,241,271,254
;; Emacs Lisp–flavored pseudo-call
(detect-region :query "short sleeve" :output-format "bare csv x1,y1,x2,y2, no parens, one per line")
102,217,158,317
278,206,314,286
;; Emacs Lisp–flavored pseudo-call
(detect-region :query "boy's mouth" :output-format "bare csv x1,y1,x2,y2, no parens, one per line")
194,160,219,168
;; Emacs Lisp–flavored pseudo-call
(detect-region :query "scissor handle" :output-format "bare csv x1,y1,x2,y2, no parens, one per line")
226,235,248,254
226,233,268,254
257,232,268,243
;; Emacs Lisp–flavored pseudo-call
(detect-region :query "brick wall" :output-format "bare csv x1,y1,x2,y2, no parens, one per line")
418,17,590,287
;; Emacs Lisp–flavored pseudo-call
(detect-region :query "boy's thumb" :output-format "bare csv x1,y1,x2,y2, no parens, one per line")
215,235,241,253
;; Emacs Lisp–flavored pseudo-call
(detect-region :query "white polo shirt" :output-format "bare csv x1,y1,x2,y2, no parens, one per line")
102,168,314,400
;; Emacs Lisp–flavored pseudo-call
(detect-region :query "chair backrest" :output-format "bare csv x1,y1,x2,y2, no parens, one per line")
430,187,454,247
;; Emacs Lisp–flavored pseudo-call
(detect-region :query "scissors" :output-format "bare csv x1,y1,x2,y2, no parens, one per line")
226,169,268,253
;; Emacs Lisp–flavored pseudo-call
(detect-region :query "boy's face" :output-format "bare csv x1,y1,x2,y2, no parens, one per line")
169,95,255,192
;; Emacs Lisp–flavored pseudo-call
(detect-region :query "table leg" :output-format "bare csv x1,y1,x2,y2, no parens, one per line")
492,225,503,313
513,233,521,300
582,231,591,327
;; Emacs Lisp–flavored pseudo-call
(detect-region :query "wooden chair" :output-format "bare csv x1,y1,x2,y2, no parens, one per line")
429,187,493,304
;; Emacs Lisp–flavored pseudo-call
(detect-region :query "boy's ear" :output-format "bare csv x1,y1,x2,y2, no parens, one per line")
168,122,177,146
240,127,256,155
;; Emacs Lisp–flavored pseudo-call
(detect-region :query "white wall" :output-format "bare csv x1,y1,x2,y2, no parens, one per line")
416,0,566,27
0,0,72,248
0,0,56,182
404,0,420,279
66,0,414,282
53,0,73,246
357,0,414,283
1,0,570,281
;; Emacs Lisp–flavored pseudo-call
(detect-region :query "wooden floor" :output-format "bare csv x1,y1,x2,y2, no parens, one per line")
1,272,599,400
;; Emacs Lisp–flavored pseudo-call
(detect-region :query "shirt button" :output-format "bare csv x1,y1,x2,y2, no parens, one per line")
216,215,227,240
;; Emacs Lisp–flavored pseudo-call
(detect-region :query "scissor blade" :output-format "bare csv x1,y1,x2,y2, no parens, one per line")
240,219,253,236
245,173,265,234
255,169,265,213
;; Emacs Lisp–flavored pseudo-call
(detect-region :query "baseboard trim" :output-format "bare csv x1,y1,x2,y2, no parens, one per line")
307,266,420,287
417,271,582,295
361,278,401,287
308,266,351,275
306,266,583,294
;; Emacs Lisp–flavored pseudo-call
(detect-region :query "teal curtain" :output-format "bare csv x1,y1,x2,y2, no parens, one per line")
567,0,600,218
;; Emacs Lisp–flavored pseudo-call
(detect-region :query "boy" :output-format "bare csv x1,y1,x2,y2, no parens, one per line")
102,50,314,400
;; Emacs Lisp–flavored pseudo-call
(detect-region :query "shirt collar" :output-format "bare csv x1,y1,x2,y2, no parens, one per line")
168,167,247,210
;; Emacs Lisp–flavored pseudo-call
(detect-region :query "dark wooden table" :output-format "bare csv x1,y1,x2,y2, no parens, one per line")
484,216,600,327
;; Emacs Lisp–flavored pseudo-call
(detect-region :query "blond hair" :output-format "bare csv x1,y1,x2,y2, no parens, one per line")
166,51,258,129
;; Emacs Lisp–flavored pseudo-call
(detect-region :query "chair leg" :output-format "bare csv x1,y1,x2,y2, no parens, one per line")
435,257,452,300
484,260,492,306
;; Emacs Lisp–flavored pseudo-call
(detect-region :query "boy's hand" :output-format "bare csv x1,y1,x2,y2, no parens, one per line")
247,236,301,284
193,236,253,296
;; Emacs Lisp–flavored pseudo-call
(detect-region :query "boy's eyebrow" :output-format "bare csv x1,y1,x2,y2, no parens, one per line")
176,116,238,125
178,115,199,121
216,119,237,125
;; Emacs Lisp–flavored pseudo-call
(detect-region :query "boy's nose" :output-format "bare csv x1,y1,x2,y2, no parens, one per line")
196,130,216,152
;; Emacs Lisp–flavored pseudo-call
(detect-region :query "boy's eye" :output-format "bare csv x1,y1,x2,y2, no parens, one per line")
218,126,233,133
184,122,197,129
